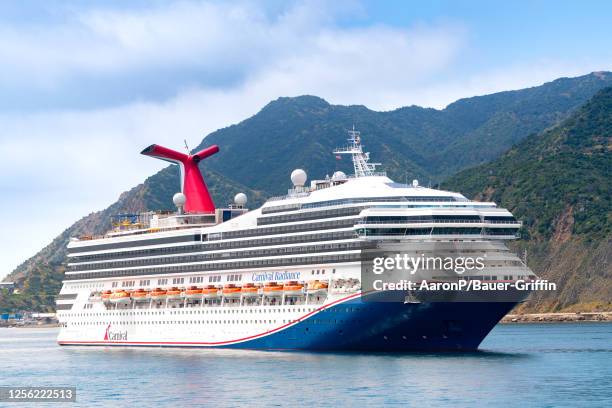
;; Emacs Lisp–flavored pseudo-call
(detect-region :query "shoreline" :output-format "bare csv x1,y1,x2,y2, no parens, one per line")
0,323,59,328
3,313,612,329
501,311,612,323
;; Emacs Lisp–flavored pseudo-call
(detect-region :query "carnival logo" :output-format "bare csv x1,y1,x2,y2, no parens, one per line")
104,324,127,341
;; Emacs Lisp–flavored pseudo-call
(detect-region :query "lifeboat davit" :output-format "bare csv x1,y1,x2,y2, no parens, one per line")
89,291,102,301
101,290,112,302
131,288,149,302
150,288,167,300
110,290,131,304
222,284,242,298
241,283,259,297
166,287,182,300
263,282,283,296
202,285,219,299
307,280,329,295
184,286,203,299
283,281,304,296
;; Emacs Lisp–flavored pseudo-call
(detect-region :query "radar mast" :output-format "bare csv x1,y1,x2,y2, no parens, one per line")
333,126,382,177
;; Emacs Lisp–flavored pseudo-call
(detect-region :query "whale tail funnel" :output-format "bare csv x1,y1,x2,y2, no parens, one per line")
141,144,219,213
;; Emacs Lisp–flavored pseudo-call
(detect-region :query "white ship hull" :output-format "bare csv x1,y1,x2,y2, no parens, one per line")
57,130,534,351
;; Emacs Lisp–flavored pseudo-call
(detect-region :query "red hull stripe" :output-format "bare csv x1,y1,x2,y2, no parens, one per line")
58,292,364,346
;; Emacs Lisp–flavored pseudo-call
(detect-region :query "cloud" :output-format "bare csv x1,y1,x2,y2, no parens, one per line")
0,1,468,209
0,1,466,110
0,2,345,100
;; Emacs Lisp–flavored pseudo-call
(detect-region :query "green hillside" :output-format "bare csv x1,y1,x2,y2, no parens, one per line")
197,72,612,195
444,87,612,312
2,72,612,313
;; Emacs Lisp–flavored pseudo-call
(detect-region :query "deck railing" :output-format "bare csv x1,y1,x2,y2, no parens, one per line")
355,219,522,225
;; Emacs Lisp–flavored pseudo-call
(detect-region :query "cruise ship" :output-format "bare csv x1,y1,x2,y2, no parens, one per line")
56,129,534,351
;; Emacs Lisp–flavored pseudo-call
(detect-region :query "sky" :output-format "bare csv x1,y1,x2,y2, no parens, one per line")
1,0,611,279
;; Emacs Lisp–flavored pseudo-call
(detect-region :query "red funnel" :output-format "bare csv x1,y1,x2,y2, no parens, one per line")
141,144,219,213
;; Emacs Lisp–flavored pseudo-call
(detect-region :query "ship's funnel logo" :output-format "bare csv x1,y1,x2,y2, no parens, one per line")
141,144,219,213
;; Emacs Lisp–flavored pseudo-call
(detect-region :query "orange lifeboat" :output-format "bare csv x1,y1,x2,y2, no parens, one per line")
283,281,304,296
184,286,203,299
222,284,242,298
110,289,131,304
150,288,167,300
241,283,259,297
307,280,329,294
166,287,182,300
101,290,112,302
131,288,149,302
263,282,283,296
202,285,219,299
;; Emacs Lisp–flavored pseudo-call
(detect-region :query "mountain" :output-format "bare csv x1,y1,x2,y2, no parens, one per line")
2,72,612,313
196,71,612,194
444,86,612,312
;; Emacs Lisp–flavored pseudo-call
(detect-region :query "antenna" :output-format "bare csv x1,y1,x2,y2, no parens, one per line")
184,139,190,154
333,127,382,177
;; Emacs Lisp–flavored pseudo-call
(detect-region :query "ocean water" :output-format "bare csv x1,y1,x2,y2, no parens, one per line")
0,323,610,407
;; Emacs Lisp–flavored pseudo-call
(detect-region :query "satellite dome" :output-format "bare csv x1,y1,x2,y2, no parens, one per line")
291,169,307,187
173,192,187,207
332,171,347,180
412,179,419,188
234,192,247,206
